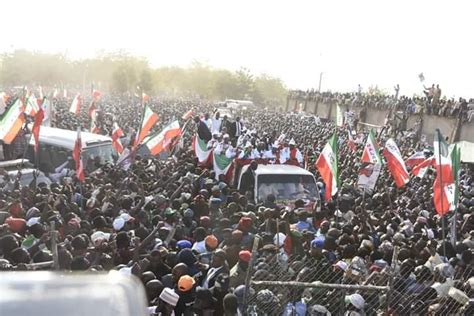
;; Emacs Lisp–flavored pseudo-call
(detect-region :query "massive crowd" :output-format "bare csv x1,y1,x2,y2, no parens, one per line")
0,93,473,315
289,88,474,122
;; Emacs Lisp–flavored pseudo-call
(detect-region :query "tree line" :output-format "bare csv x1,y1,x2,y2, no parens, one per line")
0,50,287,106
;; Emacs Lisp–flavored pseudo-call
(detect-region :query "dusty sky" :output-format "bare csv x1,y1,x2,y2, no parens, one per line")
1,0,472,97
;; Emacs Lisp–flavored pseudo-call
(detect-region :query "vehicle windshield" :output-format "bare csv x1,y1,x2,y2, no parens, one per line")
257,174,318,202
83,144,117,171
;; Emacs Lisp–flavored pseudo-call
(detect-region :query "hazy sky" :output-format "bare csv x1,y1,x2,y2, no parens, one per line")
1,0,472,97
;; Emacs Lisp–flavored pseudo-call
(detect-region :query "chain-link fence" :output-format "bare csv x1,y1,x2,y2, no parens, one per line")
243,242,473,315
387,252,473,315
244,251,389,315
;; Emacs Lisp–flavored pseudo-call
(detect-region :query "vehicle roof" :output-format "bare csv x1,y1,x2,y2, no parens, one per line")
254,164,314,176
28,126,112,150
0,159,33,169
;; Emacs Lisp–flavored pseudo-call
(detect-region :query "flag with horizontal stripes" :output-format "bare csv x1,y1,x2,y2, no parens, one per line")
0,99,25,144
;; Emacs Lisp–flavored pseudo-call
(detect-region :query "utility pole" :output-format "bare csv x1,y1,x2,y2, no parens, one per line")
318,72,324,92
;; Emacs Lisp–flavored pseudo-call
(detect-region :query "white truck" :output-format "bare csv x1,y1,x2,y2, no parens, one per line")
237,164,319,207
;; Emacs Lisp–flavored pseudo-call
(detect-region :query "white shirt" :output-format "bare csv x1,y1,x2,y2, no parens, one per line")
211,118,222,134
192,240,206,254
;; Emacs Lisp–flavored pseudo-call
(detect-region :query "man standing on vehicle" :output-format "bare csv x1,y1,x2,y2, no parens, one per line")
239,160,257,195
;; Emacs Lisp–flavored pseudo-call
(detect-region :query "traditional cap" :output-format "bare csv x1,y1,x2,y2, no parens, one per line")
25,207,40,220
239,250,252,263
183,208,194,218
5,217,26,233
205,235,218,249
113,217,125,231
26,217,41,227
308,305,331,316
333,260,348,271
346,293,365,310
91,231,111,247
178,275,195,292
177,240,192,250
311,236,325,249
159,287,179,306
163,208,177,217
68,217,81,229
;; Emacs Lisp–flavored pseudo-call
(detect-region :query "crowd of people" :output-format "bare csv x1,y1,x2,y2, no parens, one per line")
0,92,472,315
288,88,474,122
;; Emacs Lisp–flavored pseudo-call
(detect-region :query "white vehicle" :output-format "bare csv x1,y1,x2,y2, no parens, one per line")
27,126,116,173
0,272,148,316
225,99,254,109
217,107,233,119
0,159,52,188
238,164,319,206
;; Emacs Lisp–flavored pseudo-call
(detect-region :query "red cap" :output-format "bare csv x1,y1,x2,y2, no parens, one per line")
239,250,252,263
5,217,26,233
200,216,211,227
238,217,252,231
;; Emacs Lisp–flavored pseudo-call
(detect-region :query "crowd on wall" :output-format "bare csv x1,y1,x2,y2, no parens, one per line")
288,87,474,122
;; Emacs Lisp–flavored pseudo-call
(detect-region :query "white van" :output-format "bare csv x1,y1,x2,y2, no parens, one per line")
238,164,319,206
27,126,116,173
0,272,148,316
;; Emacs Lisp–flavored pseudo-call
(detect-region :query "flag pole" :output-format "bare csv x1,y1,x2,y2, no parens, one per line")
436,130,447,257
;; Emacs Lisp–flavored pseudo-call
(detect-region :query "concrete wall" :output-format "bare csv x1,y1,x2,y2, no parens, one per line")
289,97,474,142
459,122,474,142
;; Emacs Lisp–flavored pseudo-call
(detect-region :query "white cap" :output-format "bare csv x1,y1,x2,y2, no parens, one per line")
159,288,179,307
91,231,111,246
346,293,365,310
333,260,348,271
289,138,296,145
26,217,41,227
113,217,125,231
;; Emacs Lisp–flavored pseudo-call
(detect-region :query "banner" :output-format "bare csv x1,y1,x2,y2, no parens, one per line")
357,163,382,193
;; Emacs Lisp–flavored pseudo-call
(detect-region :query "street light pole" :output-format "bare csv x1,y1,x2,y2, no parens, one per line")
318,72,323,92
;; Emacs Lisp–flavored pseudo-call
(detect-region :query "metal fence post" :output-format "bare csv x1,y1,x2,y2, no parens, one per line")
385,246,399,313
243,236,260,313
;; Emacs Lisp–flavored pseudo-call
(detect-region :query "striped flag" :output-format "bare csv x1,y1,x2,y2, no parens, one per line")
32,108,44,153
41,97,52,127
411,156,434,178
433,129,455,216
135,105,159,146
193,134,213,166
145,120,181,156
112,122,125,154
405,151,426,168
0,92,7,115
25,93,40,116
73,128,85,182
0,99,25,144
69,94,81,115
451,145,461,209
213,151,234,181
383,138,409,188
315,133,339,201
361,129,382,164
